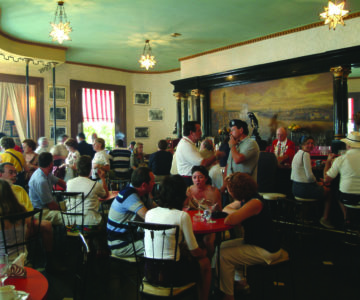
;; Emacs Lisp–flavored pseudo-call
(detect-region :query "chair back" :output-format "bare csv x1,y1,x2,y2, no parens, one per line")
128,221,180,292
108,179,130,191
0,209,42,261
100,198,114,222
54,191,85,235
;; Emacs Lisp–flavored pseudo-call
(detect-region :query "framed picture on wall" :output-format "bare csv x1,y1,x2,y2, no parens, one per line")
50,126,67,139
134,92,151,105
48,86,66,101
135,127,149,138
49,106,67,121
148,108,163,121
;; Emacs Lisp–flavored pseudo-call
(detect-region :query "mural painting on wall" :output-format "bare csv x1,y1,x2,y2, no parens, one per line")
210,72,333,145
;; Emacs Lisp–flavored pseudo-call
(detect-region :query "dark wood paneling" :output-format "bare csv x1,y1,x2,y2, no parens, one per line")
171,45,360,91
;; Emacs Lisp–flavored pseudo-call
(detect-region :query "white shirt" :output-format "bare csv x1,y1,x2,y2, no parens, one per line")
92,150,110,179
66,176,107,225
145,207,198,261
291,150,316,183
326,149,360,194
176,137,203,176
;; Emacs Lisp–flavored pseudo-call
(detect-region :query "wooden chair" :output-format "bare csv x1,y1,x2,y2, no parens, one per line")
128,221,197,299
0,209,43,262
54,191,85,236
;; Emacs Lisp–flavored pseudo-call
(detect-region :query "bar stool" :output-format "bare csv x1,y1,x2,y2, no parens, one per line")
294,196,319,235
260,193,287,222
344,203,360,245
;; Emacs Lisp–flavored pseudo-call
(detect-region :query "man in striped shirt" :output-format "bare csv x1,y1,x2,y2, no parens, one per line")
107,167,156,257
109,139,132,179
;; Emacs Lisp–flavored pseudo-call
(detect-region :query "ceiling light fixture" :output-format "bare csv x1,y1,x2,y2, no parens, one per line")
139,40,156,70
320,1,349,30
49,1,72,44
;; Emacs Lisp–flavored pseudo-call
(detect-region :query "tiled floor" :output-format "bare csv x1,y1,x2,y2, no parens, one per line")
40,224,360,300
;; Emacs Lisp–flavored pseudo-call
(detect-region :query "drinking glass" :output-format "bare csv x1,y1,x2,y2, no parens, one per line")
196,198,205,216
206,203,218,223
0,254,9,286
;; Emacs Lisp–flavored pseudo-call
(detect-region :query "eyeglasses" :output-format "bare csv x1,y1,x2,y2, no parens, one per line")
7,170,18,175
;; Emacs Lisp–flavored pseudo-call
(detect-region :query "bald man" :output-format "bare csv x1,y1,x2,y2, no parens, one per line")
270,127,295,166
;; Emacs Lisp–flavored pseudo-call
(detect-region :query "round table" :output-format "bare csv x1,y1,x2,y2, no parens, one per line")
5,267,48,300
186,209,232,234
186,209,233,286
99,190,119,202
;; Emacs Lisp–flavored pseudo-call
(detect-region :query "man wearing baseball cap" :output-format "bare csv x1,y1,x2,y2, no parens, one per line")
324,131,360,220
224,119,260,182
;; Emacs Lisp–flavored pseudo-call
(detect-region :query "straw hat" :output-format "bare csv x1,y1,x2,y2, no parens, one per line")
341,131,360,148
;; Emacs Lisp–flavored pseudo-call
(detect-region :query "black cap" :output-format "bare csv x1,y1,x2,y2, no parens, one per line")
130,141,136,145
229,119,246,129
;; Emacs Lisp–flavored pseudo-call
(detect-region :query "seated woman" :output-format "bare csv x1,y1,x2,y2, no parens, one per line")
184,165,222,257
184,165,222,211
145,175,211,300
35,137,48,155
219,173,281,300
61,138,80,182
22,139,39,185
291,136,333,229
130,142,147,169
67,155,109,227
0,179,28,261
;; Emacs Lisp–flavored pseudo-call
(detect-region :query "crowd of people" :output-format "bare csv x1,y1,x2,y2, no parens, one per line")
0,120,359,300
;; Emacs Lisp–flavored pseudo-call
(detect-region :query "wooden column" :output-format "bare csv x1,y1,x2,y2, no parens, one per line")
173,92,183,138
181,93,189,127
330,66,351,140
200,92,207,137
191,89,201,122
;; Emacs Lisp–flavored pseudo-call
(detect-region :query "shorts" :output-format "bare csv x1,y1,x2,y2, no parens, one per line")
292,181,324,200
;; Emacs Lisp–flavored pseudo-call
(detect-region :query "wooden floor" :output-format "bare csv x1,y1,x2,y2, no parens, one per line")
37,222,360,300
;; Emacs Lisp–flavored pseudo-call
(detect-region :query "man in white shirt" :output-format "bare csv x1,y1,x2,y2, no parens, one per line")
324,131,360,220
176,121,222,186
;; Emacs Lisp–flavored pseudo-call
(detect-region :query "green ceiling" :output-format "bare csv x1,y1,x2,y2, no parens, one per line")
1,0,360,72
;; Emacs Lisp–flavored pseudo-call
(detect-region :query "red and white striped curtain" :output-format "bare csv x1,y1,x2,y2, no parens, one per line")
82,88,114,122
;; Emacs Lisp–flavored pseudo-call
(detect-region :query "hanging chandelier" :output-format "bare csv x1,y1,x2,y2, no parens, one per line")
139,40,156,70
320,1,349,30
49,1,72,44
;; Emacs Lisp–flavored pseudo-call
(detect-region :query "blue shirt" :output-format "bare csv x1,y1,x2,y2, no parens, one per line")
29,168,59,209
107,184,144,249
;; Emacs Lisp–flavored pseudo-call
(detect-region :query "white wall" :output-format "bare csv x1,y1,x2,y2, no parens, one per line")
0,61,180,153
180,18,360,78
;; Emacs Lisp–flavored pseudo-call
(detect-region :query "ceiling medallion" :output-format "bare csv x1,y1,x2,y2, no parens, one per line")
139,40,156,70
320,1,349,30
50,1,72,44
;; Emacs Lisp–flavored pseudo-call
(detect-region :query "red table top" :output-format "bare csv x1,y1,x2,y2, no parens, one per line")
99,190,119,202
5,267,48,300
186,209,233,235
